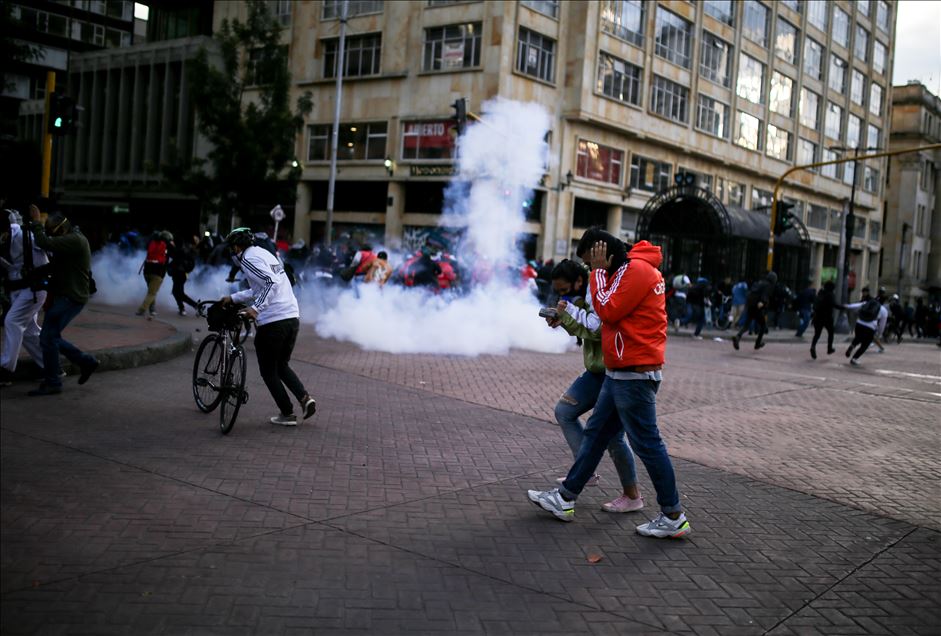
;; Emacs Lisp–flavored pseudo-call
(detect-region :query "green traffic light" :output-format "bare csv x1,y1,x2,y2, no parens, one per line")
53,117,63,128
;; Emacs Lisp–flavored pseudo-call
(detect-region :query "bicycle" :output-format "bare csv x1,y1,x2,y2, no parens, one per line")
192,300,252,435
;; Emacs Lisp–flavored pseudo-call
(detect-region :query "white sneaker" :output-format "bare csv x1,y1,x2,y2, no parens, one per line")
636,512,691,539
850,358,861,366
270,414,297,426
302,396,317,420
527,488,575,522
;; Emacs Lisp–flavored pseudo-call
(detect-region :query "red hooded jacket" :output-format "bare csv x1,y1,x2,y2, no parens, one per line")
590,240,667,369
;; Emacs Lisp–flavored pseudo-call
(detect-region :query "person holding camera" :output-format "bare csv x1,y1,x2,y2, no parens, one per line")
544,258,642,513
26,204,99,396
221,227,316,426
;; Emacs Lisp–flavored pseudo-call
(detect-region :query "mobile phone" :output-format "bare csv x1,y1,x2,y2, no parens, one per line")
538,307,558,319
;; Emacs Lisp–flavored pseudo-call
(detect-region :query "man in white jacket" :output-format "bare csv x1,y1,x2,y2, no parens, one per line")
222,227,316,426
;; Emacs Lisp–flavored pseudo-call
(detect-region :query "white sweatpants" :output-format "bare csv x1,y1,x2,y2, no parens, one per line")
1,288,46,372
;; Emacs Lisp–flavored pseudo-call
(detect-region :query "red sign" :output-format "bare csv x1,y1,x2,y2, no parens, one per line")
403,120,456,149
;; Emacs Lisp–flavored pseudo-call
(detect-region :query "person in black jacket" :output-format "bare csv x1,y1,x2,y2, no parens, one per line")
168,237,198,316
810,281,840,359
732,271,776,351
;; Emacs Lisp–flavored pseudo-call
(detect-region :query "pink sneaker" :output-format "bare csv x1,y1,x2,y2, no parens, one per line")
601,494,645,513
555,474,600,487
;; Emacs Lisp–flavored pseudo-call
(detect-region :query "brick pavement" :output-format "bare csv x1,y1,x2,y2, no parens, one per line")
2,348,939,634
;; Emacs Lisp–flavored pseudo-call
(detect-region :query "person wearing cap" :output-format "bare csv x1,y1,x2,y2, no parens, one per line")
221,227,316,426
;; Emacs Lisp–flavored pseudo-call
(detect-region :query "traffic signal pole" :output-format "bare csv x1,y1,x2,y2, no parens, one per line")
41,71,56,198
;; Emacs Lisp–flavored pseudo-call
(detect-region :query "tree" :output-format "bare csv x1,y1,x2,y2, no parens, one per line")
171,0,311,230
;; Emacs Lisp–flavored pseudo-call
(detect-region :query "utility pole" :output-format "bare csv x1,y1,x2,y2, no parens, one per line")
40,71,56,198
324,0,348,247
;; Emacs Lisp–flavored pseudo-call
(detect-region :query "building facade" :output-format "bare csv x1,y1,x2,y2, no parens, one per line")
219,0,896,289
882,81,941,302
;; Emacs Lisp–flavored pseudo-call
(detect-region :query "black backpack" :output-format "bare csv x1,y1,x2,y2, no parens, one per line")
858,298,881,321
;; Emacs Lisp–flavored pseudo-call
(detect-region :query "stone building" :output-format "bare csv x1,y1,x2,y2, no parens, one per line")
882,81,941,303
215,0,897,289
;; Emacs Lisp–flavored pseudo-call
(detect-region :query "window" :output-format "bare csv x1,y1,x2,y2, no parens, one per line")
752,187,774,210
914,251,923,277
850,69,866,105
798,138,817,168
854,25,869,62
735,111,762,150
820,148,838,178
873,40,887,74
597,52,642,105
247,46,287,86
844,159,855,185
807,0,828,30
700,32,732,87
775,19,798,65
803,37,823,79
780,0,800,11
864,166,880,192
402,120,456,160
601,0,646,47
828,54,846,94
807,204,828,228
728,181,745,207
870,83,883,116
876,0,890,31
517,28,556,82
423,23,482,71
716,176,726,201
269,0,292,24
867,123,880,149
825,101,842,139
869,219,881,241
766,125,792,161
654,7,692,68
770,72,794,116
799,88,819,128
847,113,862,148
737,53,765,104
856,0,869,17
677,168,714,191
577,140,624,185
629,154,671,191
743,1,769,47
703,0,734,26
324,34,382,78
854,218,866,239
322,0,383,19
650,75,689,123
307,122,388,161
833,7,850,47
521,0,559,18
697,95,729,137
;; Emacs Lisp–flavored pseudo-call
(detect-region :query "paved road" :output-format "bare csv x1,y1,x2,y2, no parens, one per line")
1,317,939,634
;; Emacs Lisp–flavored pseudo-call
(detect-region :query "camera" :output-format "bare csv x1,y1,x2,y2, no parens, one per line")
538,307,558,319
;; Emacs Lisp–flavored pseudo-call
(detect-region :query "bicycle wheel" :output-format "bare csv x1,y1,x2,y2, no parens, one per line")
193,334,224,413
219,346,247,435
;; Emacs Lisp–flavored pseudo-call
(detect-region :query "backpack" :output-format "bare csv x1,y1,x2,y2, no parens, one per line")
858,298,881,321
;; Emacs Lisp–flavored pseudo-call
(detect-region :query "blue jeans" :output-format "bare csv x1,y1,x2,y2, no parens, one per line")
554,370,637,490
688,304,706,336
40,296,96,388
795,308,812,336
560,377,681,514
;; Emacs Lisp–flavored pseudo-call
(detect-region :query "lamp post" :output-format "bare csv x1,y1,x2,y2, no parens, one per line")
325,0,349,247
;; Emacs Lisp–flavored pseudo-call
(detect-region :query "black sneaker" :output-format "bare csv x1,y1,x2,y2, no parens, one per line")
0,368,13,387
732,336,740,350
302,396,317,420
78,359,99,385
754,341,765,350
810,347,817,359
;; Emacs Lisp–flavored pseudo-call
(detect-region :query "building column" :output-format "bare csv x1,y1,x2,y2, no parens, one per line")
293,180,311,245
607,203,622,236
385,180,405,250
813,242,825,287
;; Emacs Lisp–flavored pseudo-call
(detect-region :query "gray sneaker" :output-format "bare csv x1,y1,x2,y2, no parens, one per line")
636,512,691,539
270,414,297,426
527,488,574,522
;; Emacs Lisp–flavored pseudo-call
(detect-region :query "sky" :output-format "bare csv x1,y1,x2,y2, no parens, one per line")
893,1,941,95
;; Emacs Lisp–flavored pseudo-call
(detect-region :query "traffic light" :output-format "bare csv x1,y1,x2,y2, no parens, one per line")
451,98,467,136
48,93,77,135
674,171,696,187
773,201,796,235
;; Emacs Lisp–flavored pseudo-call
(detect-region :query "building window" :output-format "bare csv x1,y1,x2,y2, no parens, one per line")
650,75,689,123
807,0,828,30
576,140,624,185
863,166,880,193
737,53,765,104
766,124,792,161
850,69,866,106
269,0,292,25
423,23,482,71
856,0,870,17
324,33,382,78
752,187,774,210
825,101,842,139
629,154,672,192
728,181,745,207
322,0,383,19
775,18,798,65
869,219,881,241
798,138,817,169
876,0,890,31
247,46,287,86
703,0,734,26
873,40,887,74
854,25,869,62
843,159,855,185
516,27,556,83
521,0,559,18
828,54,846,94
833,7,850,47
601,0,646,47
700,32,732,87
807,204,828,228
847,113,862,148
799,88,819,128
678,167,714,191
743,1,769,47
402,120,456,160
307,122,388,161
597,52,642,105
803,37,823,79
696,95,729,138
870,83,883,116
735,111,762,150
867,123,880,149
654,7,692,68
821,148,840,179
769,72,794,116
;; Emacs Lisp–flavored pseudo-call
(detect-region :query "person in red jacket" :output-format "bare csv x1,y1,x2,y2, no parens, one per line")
528,228,690,539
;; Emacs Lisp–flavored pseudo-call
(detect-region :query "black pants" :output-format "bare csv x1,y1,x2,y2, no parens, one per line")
735,304,766,345
171,272,198,313
254,317,306,415
849,324,875,360
811,319,834,352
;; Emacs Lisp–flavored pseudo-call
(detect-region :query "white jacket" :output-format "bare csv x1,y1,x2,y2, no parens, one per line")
230,245,298,325
0,223,49,281
846,300,888,334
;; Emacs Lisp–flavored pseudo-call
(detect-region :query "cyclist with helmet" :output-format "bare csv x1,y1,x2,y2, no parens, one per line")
221,227,316,426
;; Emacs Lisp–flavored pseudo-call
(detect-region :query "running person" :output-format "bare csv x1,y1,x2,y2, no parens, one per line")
844,289,888,366
222,227,316,426
732,272,777,351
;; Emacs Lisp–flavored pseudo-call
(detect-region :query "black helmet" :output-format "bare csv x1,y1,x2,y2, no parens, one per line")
225,227,254,249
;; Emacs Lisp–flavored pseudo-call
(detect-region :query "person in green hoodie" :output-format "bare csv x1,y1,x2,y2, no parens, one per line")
545,258,643,513
26,204,98,396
